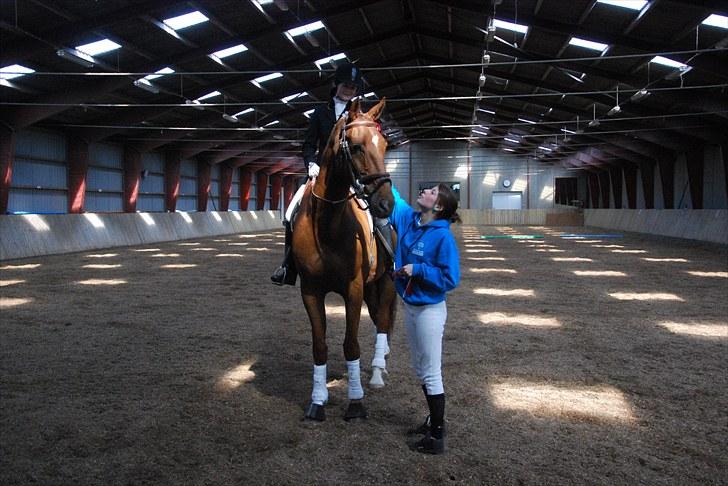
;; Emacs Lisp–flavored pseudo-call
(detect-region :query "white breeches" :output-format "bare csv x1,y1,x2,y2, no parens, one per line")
404,300,447,395
285,183,308,222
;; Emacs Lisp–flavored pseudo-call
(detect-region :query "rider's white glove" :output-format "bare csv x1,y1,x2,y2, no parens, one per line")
308,162,320,178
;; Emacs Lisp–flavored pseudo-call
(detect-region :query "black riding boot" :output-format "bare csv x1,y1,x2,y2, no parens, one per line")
270,221,297,286
415,393,445,455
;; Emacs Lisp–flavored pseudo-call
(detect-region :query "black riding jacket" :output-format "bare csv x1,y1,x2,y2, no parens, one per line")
301,99,337,171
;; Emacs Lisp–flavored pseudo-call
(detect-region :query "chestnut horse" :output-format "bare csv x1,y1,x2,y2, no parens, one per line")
291,98,396,421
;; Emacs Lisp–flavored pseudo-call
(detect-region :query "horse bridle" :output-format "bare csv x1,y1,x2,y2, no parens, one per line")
311,118,391,206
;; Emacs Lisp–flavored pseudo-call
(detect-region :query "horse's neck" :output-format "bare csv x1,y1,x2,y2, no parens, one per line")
312,162,354,238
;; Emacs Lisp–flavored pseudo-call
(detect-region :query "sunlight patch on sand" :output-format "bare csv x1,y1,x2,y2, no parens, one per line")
609,292,683,301
489,381,635,423
642,258,688,263
191,247,217,251
216,361,256,391
474,288,535,297
246,247,271,252
467,257,506,261
0,279,25,286
216,253,245,258
552,257,593,262
77,279,127,286
535,249,565,253
478,312,560,328
0,297,33,308
658,321,728,339
686,271,728,278
150,253,181,258
82,264,122,269
161,264,198,269
470,268,517,274
466,249,498,253
178,242,200,246
133,248,161,252
228,242,250,246
611,249,647,254
592,244,624,248
0,263,41,270
573,270,627,277
86,253,118,258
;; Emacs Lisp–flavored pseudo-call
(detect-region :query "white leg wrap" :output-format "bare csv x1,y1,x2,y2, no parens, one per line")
371,333,388,369
347,359,364,400
311,364,328,405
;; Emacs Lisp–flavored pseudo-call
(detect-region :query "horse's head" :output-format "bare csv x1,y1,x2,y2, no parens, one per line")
331,97,394,218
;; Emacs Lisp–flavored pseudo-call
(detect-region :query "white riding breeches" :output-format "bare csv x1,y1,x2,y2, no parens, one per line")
285,183,308,222
404,300,447,395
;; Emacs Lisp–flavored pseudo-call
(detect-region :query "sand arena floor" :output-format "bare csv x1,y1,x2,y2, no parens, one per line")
1,225,726,485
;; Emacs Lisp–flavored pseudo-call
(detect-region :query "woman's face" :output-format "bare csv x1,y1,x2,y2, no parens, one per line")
335,82,358,101
416,185,439,211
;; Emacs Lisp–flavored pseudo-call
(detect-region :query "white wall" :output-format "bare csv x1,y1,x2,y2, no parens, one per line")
385,141,586,209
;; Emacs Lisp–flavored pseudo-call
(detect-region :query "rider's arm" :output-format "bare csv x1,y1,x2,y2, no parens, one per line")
302,108,321,170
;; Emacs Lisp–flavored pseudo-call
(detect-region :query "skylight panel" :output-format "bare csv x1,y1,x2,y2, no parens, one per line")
493,19,529,34
650,56,689,69
538,146,553,152
303,109,315,118
196,90,221,101
0,64,34,81
286,21,325,37
163,11,209,30
478,108,496,114
233,108,254,117
143,67,174,81
596,0,647,10
569,37,609,52
263,120,280,127
504,137,521,144
212,44,248,59
75,39,121,56
503,147,516,152
314,53,346,69
251,72,282,89
702,14,728,29
472,129,489,136
518,117,537,124
281,91,308,103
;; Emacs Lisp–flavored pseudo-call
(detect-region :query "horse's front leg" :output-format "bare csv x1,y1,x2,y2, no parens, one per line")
342,284,367,421
301,284,328,421
365,276,397,388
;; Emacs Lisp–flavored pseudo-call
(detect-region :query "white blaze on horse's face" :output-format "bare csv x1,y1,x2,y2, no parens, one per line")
371,134,380,149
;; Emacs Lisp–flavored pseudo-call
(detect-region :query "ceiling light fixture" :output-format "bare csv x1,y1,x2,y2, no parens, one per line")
631,88,650,102
56,48,96,67
607,86,621,116
588,104,600,127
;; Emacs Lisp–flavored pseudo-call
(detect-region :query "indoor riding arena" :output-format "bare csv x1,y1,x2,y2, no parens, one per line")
1,1,726,485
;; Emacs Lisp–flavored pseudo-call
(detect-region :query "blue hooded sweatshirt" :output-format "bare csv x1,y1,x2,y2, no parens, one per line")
388,186,460,305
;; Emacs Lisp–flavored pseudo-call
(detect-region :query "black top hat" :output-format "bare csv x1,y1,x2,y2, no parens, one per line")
333,62,363,92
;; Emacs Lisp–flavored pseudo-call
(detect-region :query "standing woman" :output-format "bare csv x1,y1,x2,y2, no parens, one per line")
389,183,461,454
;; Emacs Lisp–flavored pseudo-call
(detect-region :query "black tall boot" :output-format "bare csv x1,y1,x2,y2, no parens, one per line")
415,394,445,455
270,221,297,286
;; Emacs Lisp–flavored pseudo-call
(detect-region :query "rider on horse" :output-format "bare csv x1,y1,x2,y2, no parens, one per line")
271,62,394,286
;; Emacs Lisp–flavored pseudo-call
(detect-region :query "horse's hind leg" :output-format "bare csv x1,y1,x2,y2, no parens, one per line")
301,285,328,421
342,288,367,421
365,276,397,388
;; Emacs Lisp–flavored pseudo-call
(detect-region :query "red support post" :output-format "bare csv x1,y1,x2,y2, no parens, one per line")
270,174,282,210
164,151,181,212
67,137,89,214
623,163,638,209
284,176,297,208
0,125,15,214
256,172,268,210
240,168,252,210
686,149,704,209
219,163,233,211
123,146,142,212
197,160,211,211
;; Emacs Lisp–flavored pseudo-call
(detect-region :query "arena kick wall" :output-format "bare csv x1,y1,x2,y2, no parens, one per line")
0,211,281,261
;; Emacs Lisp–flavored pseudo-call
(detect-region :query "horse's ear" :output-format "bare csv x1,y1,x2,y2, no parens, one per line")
365,97,386,121
349,98,361,117
330,116,347,153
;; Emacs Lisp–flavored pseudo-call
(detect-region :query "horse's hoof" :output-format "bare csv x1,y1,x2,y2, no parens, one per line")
304,402,326,421
369,366,388,388
344,401,368,421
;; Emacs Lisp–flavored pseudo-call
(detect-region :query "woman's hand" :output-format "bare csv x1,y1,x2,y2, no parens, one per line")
393,264,414,278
